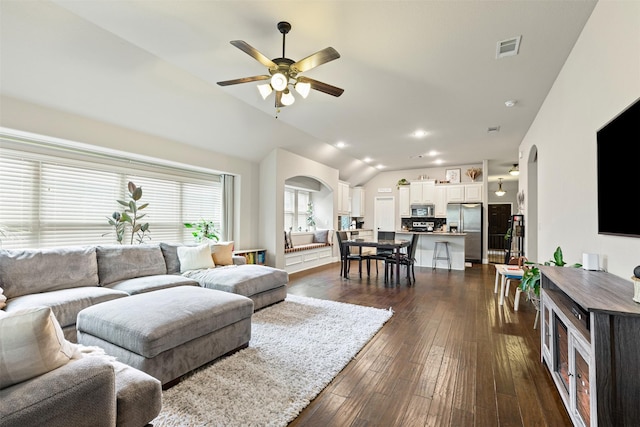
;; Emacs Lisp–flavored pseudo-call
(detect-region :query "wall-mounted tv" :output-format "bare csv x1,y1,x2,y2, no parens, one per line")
597,97,640,237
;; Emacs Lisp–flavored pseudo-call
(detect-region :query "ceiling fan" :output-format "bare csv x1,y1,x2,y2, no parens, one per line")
217,21,344,108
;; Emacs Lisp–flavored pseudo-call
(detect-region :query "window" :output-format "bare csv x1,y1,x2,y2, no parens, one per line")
0,132,224,249
284,187,311,232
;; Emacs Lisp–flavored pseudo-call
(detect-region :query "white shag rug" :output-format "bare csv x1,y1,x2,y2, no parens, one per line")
152,294,393,427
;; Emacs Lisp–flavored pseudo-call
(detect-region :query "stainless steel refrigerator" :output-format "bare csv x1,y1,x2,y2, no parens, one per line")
446,203,483,263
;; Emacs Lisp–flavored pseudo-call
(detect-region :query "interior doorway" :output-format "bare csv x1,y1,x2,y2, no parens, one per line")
374,196,395,236
488,203,512,263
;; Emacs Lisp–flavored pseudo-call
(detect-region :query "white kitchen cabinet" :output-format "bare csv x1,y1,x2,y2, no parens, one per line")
464,183,483,202
351,187,365,217
434,186,447,217
337,181,350,214
399,186,411,217
446,185,465,203
410,180,435,204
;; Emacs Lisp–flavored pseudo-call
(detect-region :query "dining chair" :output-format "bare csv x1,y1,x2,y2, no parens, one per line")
368,230,395,274
385,233,419,283
335,231,367,278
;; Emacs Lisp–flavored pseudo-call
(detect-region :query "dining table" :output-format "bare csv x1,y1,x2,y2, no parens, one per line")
341,238,410,284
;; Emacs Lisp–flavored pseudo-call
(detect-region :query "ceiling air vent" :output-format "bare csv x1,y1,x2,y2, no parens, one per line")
487,126,501,133
496,36,522,59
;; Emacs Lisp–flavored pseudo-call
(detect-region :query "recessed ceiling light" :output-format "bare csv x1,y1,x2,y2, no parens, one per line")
376,164,385,169
505,100,517,107
335,141,346,148
434,159,444,165
363,157,372,163
412,130,428,138
428,150,438,157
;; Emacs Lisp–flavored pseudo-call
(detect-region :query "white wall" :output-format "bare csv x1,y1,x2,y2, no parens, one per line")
0,96,260,250
519,1,640,279
260,148,339,269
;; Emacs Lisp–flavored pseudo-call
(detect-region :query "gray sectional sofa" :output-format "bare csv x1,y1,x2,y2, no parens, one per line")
0,243,288,342
0,242,289,426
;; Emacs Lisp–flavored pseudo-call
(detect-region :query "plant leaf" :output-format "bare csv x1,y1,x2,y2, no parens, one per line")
138,203,148,210
117,200,128,207
132,187,143,201
128,181,136,194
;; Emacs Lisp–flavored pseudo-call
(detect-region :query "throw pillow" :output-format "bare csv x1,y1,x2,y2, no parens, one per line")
0,306,76,389
211,241,234,266
313,229,329,243
0,287,6,310
286,231,294,249
177,243,215,273
284,230,290,249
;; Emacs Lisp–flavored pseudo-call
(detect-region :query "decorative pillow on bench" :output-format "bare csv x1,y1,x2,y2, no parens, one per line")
313,229,329,243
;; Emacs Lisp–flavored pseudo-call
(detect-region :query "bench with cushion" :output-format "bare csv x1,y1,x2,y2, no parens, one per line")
284,229,334,273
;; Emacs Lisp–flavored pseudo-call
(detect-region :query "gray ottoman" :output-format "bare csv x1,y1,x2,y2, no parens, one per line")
77,286,253,386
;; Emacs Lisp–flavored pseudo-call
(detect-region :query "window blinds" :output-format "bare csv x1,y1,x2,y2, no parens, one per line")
0,138,223,249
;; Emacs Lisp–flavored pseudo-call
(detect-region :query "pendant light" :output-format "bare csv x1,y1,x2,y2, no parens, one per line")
509,164,520,176
495,178,506,196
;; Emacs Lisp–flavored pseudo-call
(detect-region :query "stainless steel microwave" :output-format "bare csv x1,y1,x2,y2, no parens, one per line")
410,204,434,217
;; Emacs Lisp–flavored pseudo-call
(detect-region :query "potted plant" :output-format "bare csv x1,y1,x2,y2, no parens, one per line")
104,181,150,244
306,202,316,231
397,178,409,189
520,246,582,297
184,219,220,243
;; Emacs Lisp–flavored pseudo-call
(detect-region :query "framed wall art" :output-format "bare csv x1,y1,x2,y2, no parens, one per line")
445,168,461,184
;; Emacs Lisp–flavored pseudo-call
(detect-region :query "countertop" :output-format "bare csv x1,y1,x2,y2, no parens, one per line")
396,230,467,236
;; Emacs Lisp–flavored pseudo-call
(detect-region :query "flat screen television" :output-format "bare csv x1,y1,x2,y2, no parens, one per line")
597,97,640,237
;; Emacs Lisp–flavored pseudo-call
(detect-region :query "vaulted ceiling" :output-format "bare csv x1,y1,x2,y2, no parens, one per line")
0,0,597,185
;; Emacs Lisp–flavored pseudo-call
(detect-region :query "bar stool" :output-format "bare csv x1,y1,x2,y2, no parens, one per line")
433,241,451,271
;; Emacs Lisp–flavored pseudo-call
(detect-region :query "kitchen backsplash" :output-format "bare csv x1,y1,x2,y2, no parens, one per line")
400,217,447,231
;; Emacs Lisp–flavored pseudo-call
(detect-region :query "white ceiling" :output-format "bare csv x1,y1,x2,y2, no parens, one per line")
0,0,597,185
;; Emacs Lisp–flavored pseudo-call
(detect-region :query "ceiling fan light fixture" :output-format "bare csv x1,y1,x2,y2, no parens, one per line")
495,178,506,196
295,81,311,98
270,73,288,91
257,83,273,100
509,164,520,176
281,90,295,106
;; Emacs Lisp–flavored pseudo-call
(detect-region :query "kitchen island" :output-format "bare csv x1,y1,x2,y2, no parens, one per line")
396,231,467,270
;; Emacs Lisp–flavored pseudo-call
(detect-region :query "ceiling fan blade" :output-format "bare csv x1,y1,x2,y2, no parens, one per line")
275,91,284,108
291,47,340,73
230,40,277,69
217,75,270,86
297,76,344,97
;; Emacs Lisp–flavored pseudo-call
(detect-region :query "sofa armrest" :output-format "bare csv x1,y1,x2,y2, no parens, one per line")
233,255,247,265
0,357,117,427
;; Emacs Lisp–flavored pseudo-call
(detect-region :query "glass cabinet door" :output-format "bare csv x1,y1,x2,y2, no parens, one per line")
572,336,591,427
554,314,570,394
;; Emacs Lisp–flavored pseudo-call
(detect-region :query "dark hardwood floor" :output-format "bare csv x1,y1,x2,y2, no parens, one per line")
285,261,571,427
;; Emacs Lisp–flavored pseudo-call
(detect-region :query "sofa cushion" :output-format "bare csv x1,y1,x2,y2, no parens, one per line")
211,241,234,266
0,306,76,389
0,246,99,299
186,264,289,298
105,274,199,295
4,287,129,329
178,243,214,272
160,242,183,275
96,244,167,286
